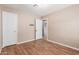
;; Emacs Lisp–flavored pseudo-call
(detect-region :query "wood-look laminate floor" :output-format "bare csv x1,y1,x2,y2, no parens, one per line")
1,39,79,55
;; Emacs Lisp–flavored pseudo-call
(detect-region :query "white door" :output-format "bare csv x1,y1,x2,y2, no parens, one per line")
2,11,17,47
36,19,42,39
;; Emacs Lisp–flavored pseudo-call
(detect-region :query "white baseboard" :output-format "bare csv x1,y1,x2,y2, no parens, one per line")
17,39,35,44
47,40,79,51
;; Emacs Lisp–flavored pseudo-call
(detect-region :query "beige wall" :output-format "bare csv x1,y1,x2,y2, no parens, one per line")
0,8,1,51
0,5,36,48
18,12,36,43
43,5,79,49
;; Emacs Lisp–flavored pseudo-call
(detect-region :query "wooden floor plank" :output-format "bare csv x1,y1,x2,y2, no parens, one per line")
1,39,79,55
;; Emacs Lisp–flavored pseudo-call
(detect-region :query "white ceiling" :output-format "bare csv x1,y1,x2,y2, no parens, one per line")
2,4,73,17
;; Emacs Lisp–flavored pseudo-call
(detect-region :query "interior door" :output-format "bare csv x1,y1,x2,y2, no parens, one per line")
2,11,17,47
36,19,42,39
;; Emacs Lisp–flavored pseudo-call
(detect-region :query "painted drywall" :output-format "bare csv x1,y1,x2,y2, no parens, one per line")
0,8,1,51
43,5,79,49
18,12,36,43
0,5,36,47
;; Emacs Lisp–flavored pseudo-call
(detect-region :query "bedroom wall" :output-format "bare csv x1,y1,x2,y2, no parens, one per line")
18,12,36,43
0,8,2,52
42,5,79,49
0,5,36,49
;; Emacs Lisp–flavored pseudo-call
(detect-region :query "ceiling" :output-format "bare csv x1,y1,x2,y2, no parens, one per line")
2,4,73,17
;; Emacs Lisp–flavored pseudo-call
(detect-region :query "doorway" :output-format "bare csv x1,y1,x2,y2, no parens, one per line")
42,20,48,40
35,19,48,40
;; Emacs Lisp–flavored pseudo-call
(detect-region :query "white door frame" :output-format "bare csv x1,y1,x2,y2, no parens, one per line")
2,11,17,47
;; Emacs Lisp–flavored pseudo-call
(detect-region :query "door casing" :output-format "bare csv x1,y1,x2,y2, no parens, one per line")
2,11,17,47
